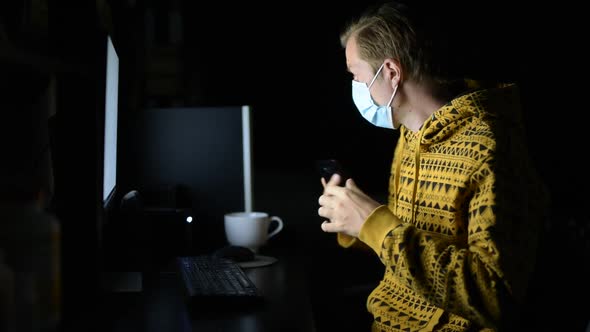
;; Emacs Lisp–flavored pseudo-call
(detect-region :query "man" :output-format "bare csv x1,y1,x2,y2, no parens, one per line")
317,2,549,331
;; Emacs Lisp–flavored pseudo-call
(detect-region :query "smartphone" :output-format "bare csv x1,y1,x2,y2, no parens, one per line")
316,159,349,186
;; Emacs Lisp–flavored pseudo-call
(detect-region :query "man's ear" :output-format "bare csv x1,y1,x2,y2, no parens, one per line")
383,58,402,86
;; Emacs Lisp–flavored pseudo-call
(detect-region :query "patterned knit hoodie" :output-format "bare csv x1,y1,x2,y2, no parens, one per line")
338,82,549,331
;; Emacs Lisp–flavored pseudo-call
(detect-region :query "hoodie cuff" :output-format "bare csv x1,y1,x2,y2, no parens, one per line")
337,233,358,248
358,205,402,253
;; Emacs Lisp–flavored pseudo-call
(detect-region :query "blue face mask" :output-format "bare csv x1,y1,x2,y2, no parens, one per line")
351,63,398,129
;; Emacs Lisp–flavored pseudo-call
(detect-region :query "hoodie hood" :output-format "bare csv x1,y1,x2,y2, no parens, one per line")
394,81,524,224
416,81,522,146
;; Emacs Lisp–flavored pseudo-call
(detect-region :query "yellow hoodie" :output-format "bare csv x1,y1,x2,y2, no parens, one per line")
338,82,549,331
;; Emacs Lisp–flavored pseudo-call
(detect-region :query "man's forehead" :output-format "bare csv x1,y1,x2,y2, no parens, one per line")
345,50,361,70
344,37,359,62
347,57,369,73
346,59,356,69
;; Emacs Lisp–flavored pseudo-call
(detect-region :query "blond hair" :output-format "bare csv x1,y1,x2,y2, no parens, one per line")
340,2,449,84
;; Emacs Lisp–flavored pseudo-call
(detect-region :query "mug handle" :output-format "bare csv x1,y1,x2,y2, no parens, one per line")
267,216,283,239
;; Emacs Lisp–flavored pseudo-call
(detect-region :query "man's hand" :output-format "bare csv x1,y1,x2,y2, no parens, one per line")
318,173,381,237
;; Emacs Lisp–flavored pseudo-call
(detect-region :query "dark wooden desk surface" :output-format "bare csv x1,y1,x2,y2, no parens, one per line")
98,251,317,332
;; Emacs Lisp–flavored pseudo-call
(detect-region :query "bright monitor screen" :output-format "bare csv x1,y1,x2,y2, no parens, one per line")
103,35,119,206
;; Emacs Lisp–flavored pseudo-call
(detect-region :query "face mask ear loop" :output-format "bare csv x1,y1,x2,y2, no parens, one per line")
387,84,398,107
386,84,398,129
367,63,385,89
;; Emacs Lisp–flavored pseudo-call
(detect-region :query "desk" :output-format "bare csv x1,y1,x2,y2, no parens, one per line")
99,251,317,332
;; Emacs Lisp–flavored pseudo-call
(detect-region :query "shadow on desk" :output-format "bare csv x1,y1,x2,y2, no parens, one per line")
98,250,317,332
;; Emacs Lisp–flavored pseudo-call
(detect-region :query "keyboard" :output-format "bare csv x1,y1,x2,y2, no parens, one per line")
175,255,263,307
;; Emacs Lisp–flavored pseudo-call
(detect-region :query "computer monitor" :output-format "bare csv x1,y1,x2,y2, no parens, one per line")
102,35,119,212
48,30,122,325
99,34,123,266
96,35,144,291
126,105,253,251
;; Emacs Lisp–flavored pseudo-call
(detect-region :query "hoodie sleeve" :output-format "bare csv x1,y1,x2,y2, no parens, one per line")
358,155,544,329
336,205,400,251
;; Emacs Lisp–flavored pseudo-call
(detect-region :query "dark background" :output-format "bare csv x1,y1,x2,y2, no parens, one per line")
106,0,585,211
112,0,585,209
1,0,588,330
2,0,584,208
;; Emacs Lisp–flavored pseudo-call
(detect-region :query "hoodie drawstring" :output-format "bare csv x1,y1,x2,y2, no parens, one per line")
393,134,404,213
411,130,424,224
393,130,422,224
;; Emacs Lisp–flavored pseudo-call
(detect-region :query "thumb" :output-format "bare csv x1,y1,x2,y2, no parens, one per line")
345,178,362,194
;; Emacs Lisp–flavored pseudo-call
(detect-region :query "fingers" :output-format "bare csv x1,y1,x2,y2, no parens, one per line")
322,174,352,196
327,173,342,187
319,175,340,223
318,205,330,220
319,174,350,231
318,194,336,217
321,220,339,233
321,174,339,188
318,193,328,209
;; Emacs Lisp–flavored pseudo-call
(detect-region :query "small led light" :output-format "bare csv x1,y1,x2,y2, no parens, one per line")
186,216,193,223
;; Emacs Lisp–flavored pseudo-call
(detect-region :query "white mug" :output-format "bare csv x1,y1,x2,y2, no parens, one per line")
223,212,283,253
